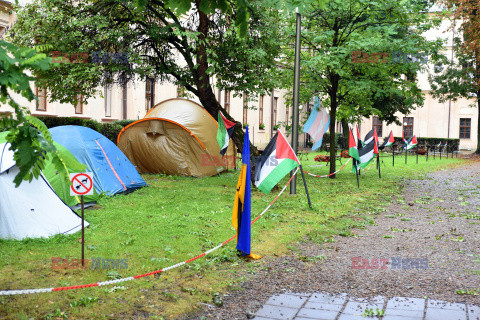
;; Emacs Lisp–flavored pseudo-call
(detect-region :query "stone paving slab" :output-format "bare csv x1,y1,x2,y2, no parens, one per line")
468,305,480,320
254,292,477,320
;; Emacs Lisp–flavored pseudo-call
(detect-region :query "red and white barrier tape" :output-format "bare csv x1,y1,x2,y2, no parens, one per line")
302,158,352,178
0,168,299,296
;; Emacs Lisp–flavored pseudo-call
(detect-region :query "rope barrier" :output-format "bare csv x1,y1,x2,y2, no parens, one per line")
0,169,299,296
302,158,351,178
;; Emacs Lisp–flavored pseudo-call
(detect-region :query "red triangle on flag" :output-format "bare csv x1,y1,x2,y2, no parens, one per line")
373,128,379,154
349,128,357,149
388,131,395,143
220,112,236,129
276,130,299,163
411,135,418,145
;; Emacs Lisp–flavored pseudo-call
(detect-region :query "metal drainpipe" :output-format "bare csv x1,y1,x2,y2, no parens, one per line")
447,19,456,138
270,89,274,139
122,83,127,120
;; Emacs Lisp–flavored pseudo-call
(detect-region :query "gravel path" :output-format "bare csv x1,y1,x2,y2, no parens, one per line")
184,161,480,320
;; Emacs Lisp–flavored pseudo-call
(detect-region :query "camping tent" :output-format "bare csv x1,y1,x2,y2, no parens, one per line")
49,126,147,196
0,132,99,207
0,143,88,240
117,98,236,177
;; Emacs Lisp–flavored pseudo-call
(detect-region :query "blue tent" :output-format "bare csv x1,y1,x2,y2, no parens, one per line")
49,126,147,195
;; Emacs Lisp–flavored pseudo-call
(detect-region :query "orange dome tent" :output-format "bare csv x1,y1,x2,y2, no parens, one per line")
117,98,235,177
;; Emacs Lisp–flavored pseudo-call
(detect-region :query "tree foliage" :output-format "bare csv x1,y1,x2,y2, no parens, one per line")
11,0,285,153
0,40,66,186
279,0,442,176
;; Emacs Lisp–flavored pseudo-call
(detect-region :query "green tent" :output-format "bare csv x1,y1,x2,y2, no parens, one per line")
0,132,99,207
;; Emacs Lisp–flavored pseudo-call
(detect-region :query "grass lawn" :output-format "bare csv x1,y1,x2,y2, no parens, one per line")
0,151,466,319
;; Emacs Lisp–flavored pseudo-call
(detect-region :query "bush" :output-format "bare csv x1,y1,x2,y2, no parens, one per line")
99,122,124,143
34,116,136,144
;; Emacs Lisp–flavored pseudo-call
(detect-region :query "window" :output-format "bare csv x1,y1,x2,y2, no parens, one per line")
35,87,47,111
105,86,112,117
285,106,289,126
460,118,471,139
259,95,264,127
75,94,83,114
224,90,230,113
273,97,278,127
145,78,155,111
372,116,383,137
403,117,414,138
243,93,248,124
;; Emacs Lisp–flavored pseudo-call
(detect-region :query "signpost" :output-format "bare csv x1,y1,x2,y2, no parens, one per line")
70,173,94,267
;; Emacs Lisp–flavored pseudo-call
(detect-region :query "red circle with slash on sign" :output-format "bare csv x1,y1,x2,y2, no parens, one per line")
70,173,93,195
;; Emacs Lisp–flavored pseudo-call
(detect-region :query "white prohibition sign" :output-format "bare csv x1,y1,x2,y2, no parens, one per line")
70,172,94,196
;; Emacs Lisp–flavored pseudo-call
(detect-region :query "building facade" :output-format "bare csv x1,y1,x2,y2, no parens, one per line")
358,11,478,151
1,2,476,151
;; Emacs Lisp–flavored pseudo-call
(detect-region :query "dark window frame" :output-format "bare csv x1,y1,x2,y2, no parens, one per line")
259,95,264,127
75,94,83,114
372,116,383,137
145,78,155,111
460,118,471,139
35,87,47,111
403,117,414,138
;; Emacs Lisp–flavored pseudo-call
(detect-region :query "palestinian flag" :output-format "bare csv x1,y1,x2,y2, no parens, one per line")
232,126,260,259
379,130,394,149
217,111,236,156
349,128,360,173
402,130,408,147
358,129,376,169
405,135,418,150
254,130,300,194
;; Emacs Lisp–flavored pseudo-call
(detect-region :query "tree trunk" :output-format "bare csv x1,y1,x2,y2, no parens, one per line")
328,97,337,179
194,1,257,157
341,118,349,150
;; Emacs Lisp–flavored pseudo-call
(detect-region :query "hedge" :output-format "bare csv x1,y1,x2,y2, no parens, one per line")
387,137,460,151
33,116,136,144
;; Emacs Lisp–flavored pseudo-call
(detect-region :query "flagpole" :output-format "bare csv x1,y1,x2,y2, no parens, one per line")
299,164,312,208
416,145,419,164
405,146,407,164
290,7,301,195
377,155,381,178
355,161,360,188
392,146,395,167
426,144,429,162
